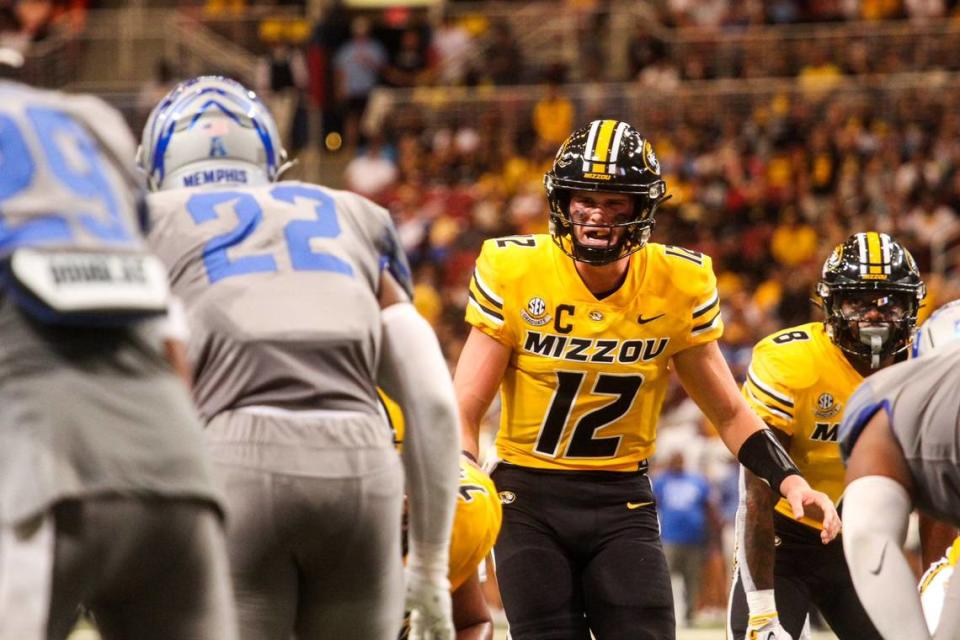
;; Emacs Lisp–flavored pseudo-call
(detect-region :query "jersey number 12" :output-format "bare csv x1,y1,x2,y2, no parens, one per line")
535,371,644,459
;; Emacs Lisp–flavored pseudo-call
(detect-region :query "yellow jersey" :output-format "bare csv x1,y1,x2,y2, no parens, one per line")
920,536,960,632
742,322,862,529
465,235,723,471
379,390,503,591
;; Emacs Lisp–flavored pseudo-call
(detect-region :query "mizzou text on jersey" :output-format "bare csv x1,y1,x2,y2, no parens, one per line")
466,235,722,472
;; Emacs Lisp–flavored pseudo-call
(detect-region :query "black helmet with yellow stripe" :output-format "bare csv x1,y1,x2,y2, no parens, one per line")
818,232,925,368
544,119,668,265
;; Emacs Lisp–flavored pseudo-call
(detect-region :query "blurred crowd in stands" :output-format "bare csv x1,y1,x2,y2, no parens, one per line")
0,0,89,48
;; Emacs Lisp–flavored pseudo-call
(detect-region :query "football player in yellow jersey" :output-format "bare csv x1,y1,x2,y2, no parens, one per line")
453,119,839,640
728,232,926,640
920,536,960,635
381,392,504,640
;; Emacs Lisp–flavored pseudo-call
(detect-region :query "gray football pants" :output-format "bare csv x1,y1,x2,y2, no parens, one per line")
206,408,405,640
33,497,234,640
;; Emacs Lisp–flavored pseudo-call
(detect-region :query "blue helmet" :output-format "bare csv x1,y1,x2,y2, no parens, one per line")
138,76,288,191
911,299,960,358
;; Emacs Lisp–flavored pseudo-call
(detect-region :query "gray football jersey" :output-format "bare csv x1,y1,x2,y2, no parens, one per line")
0,81,146,255
0,83,221,524
840,341,960,525
146,181,412,421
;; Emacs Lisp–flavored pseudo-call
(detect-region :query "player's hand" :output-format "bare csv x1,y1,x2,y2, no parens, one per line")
404,567,454,640
746,613,794,640
779,475,841,543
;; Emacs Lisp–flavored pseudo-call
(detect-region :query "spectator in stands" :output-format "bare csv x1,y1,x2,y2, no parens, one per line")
799,45,844,92
308,1,351,147
344,134,398,201
136,58,178,134
637,56,681,92
383,27,436,88
258,40,309,152
626,20,669,81
905,0,945,20
771,206,818,267
334,16,386,148
666,0,729,28
482,19,523,85
204,0,245,17
653,451,720,627
432,13,472,86
531,65,573,147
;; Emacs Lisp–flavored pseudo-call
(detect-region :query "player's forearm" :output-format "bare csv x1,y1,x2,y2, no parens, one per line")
711,398,765,455
456,621,494,640
379,303,460,550
456,395,486,458
742,469,777,591
844,475,931,640
673,341,765,453
453,575,494,640
714,404,801,498
453,329,510,459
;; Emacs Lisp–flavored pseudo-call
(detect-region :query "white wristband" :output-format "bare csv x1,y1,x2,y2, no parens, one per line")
747,589,777,617
407,540,450,585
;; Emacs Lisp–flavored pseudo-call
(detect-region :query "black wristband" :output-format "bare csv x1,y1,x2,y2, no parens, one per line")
737,429,801,495
461,450,478,464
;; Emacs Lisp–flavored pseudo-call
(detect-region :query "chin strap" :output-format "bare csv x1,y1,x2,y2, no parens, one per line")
870,334,882,368
859,326,890,369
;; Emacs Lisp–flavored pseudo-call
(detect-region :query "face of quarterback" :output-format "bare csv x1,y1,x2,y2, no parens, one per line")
568,190,635,252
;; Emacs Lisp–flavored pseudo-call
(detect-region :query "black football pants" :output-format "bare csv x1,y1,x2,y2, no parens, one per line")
727,511,882,639
491,463,674,640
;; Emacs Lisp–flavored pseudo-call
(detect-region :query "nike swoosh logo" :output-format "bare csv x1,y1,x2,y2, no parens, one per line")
870,541,888,575
637,313,665,325
627,501,653,510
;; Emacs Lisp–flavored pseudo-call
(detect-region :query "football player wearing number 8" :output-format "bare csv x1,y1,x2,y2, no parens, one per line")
453,119,839,640
140,77,460,639
727,232,925,640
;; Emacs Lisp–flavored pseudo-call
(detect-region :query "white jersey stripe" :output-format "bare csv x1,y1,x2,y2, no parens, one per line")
691,311,721,337
468,297,504,326
744,385,794,422
472,269,503,306
747,365,795,407
694,290,720,315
